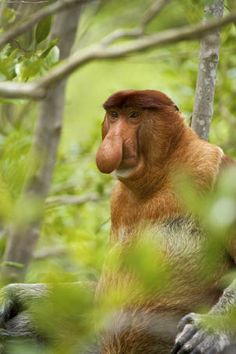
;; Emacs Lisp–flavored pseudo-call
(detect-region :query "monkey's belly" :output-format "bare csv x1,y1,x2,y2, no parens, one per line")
158,220,229,310
111,219,229,308
99,220,230,353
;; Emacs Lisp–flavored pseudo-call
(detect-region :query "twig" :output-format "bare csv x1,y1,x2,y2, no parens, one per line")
0,0,91,49
33,246,68,260
1,9,236,99
8,1,49,3
101,0,172,46
78,0,104,42
0,81,45,99
38,9,236,89
46,193,105,206
101,28,143,47
141,0,172,28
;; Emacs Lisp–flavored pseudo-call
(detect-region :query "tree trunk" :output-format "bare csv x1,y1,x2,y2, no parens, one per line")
191,0,224,140
1,4,82,283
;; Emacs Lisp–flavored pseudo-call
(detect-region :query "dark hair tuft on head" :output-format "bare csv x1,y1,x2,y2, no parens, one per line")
103,90,179,111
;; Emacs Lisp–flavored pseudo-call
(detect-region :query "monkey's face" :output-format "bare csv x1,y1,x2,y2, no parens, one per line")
96,90,183,181
96,107,146,179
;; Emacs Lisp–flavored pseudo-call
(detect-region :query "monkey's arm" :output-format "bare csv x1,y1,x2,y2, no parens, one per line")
171,279,236,354
0,283,50,339
0,281,96,340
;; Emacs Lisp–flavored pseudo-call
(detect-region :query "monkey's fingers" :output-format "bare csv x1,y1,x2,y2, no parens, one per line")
0,328,11,338
173,331,230,354
0,299,15,327
171,324,197,354
176,330,207,354
191,333,230,354
177,313,199,332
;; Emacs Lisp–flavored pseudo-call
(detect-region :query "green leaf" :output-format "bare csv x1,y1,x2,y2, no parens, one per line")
35,16,52,44
1,261,24,269
40,38,59,58
44,46,60,66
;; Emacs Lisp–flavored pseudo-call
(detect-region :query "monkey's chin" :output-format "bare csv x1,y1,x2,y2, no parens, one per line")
114,159,145,179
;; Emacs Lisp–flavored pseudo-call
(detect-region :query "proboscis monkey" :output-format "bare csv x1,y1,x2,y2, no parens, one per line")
0,90,235,354
96,90,236,354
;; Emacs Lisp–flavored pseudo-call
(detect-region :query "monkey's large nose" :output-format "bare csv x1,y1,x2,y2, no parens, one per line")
96,135,123,174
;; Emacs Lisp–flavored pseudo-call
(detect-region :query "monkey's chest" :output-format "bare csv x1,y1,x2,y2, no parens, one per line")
113,217,229,310
162,221,228,295
111,190,184,239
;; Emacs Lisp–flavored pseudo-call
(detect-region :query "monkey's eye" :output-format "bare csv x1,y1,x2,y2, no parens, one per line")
129,111,140,119
109,111,119,120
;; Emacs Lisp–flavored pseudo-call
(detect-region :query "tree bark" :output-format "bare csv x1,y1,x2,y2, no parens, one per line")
1,4,82,283
191,0,224,140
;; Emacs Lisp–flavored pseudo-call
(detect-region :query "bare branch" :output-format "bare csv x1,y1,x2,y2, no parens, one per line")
0,0,90,49
0,9,236,99
34,246,68,260
191,0,224,140
141,0,172,28
46,193,105,206
101,28,143,47
101,0,171,46
38,9,236,89
0,81,45,99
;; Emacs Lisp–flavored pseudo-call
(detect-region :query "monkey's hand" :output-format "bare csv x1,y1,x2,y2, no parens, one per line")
0,283,49,339
171,312,231,354
0,281,96,339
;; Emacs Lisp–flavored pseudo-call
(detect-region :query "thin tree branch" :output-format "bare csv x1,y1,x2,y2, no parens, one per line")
0,0,90,49
141,0,172,27
101,28,143,47
46,193,105,206
0,82,45,99
33,246,68,260
101,0,172,46
78,0,104,42
191,0,224,140
37,9,236,89
0,9,236,99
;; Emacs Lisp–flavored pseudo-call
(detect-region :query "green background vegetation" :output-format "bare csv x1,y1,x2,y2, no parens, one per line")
0,0,235,281
0,0,236,352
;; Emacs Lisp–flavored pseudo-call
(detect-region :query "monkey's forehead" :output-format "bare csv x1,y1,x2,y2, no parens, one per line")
103,90,179,111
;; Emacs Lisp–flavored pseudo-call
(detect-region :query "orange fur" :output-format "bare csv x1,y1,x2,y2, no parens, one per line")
96,90,234,354
102,90,225,242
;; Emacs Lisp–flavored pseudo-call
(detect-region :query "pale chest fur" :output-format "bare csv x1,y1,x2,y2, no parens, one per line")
104,218,230,312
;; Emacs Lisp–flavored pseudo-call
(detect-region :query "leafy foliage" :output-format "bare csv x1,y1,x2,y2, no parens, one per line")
0,8,58,87
0,0,235,353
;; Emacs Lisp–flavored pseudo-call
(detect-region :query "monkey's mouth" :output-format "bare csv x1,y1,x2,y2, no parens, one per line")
115,156,144,179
